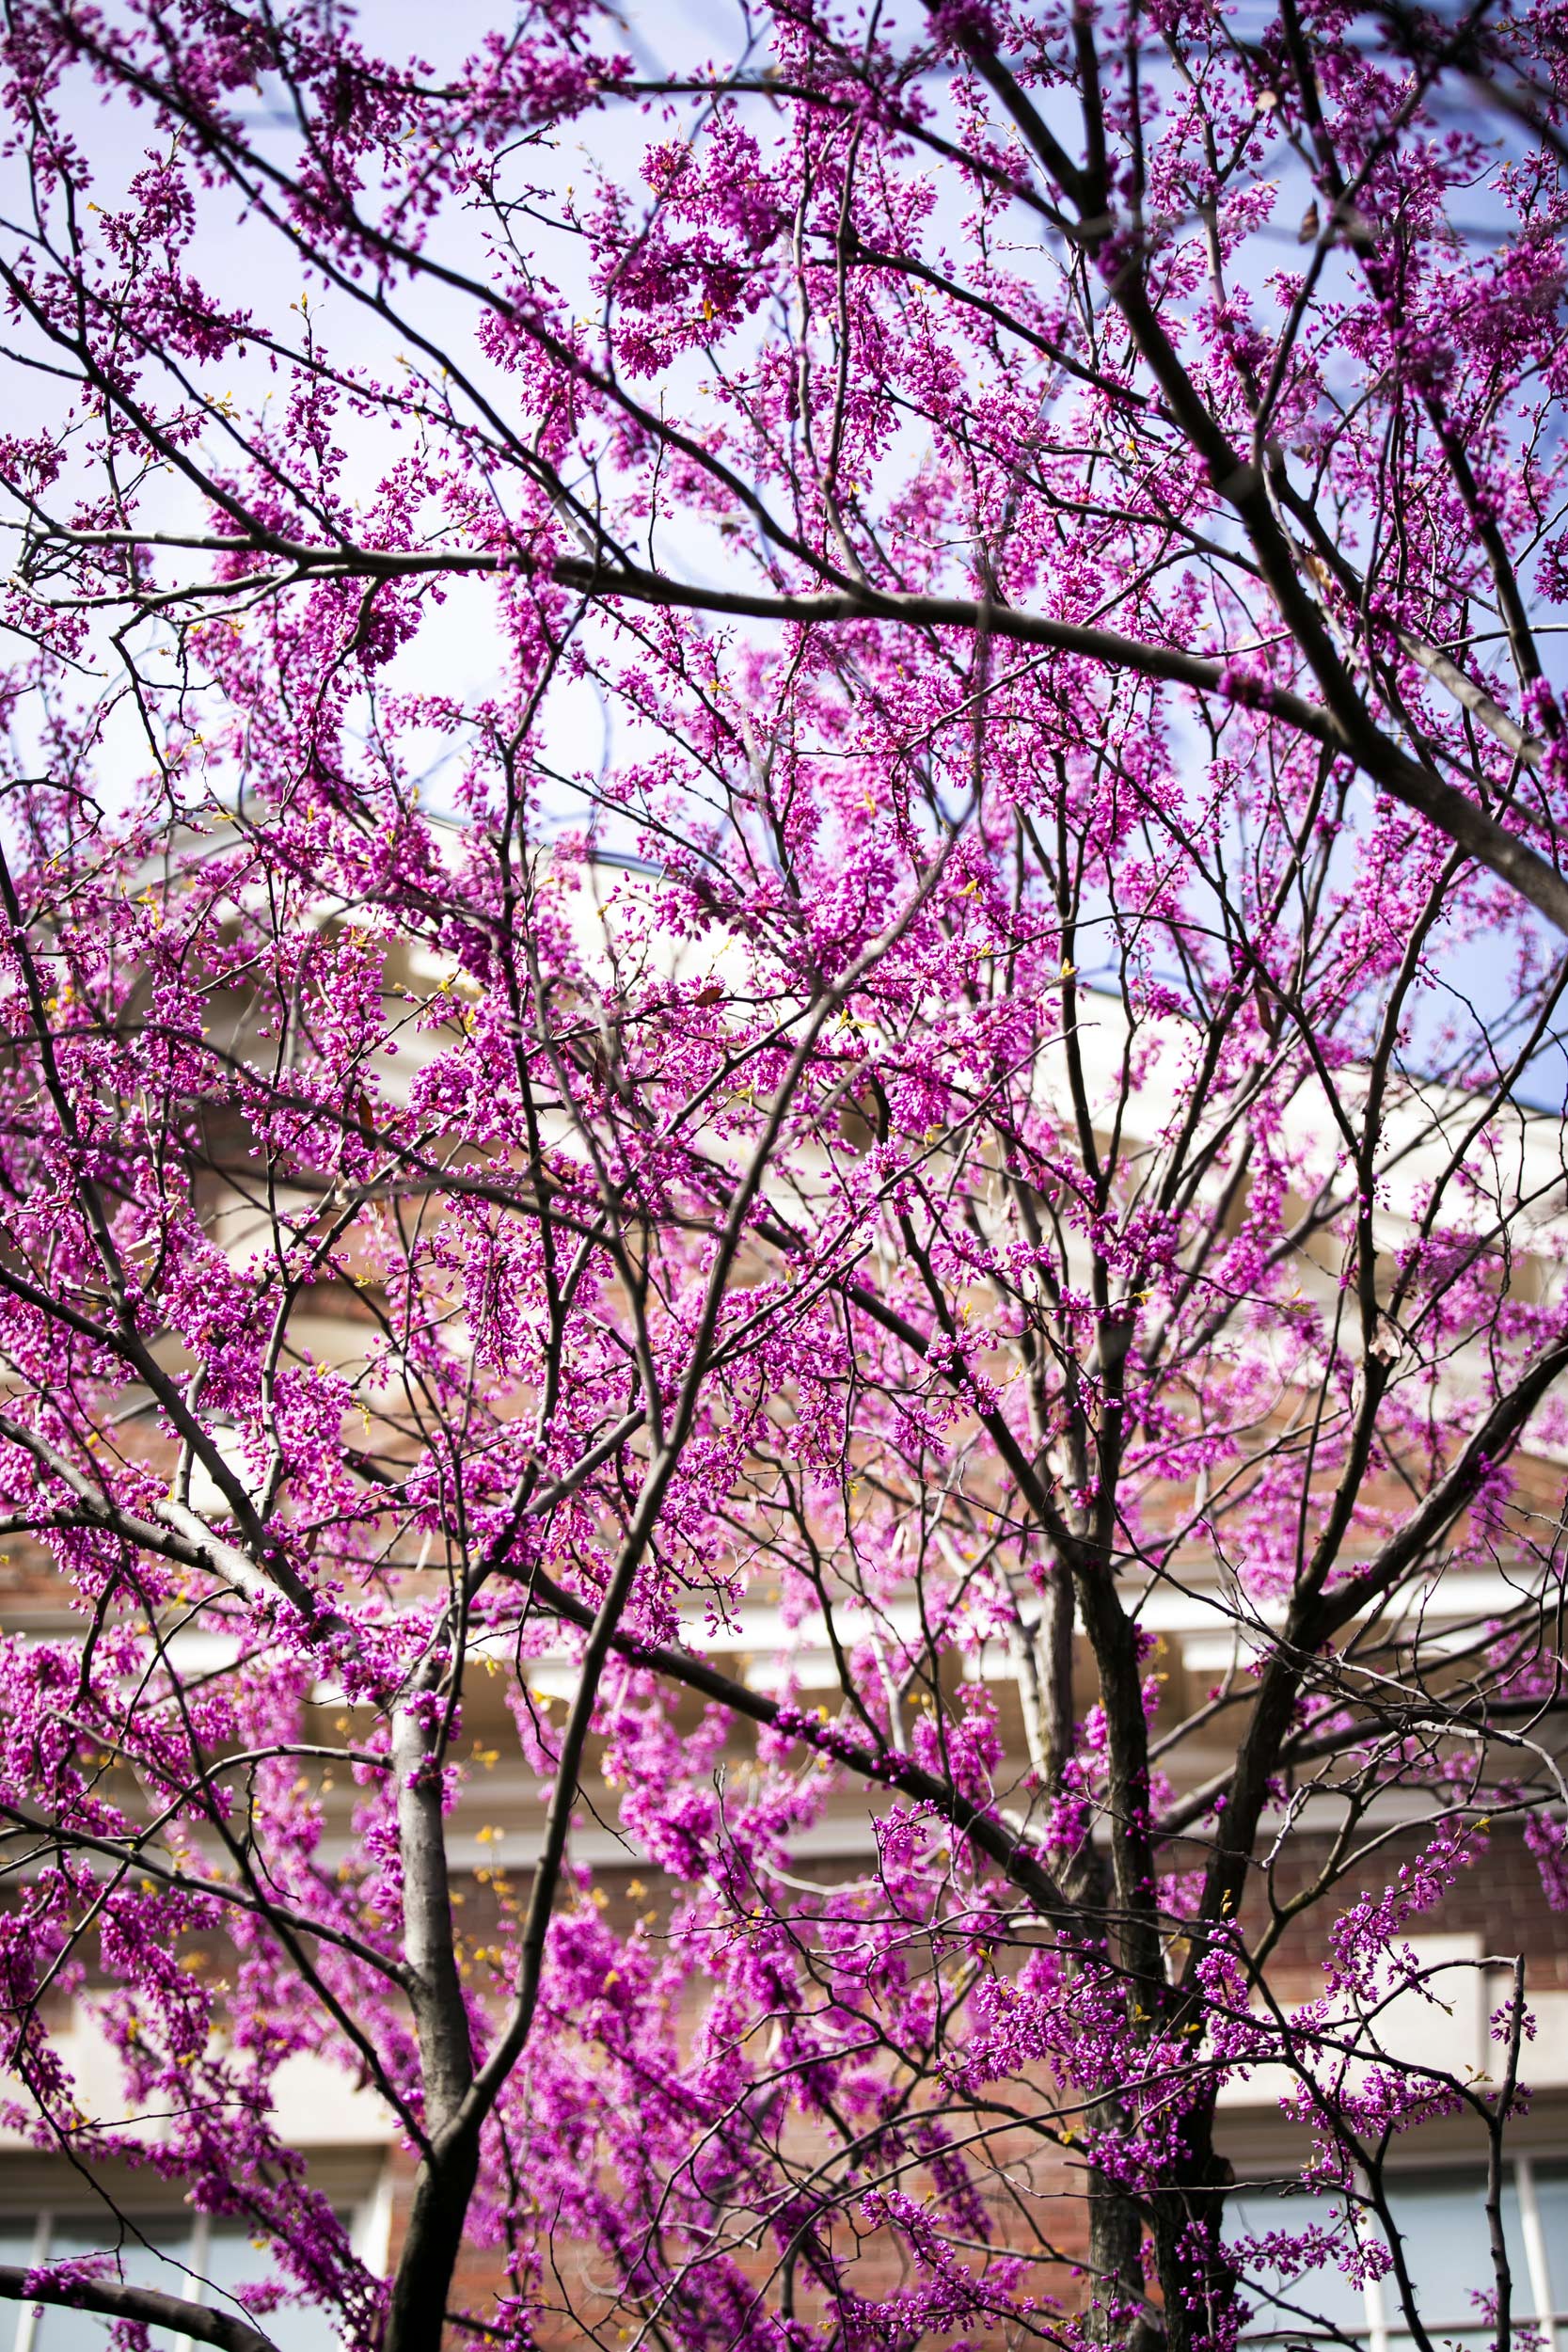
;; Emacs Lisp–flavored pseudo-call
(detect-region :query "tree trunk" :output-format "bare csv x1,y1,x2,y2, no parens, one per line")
1086,2113,1164,2351
1149,2108,1238,2352
383,2134,482,2352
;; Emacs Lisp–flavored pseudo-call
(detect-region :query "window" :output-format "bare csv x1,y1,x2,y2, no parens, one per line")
1229,2164,1568,2352
0,2210,343,2352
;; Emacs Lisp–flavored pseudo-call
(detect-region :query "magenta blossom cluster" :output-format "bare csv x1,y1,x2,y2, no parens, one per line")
0,1,1564,2348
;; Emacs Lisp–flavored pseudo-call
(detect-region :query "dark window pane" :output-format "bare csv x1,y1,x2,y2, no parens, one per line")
203,2220,341,2350
0,2223,40,2352
1386,2340,1491,2352
1381,2173,1534,2326
1226,2187,1369,2342
1529,2166,1568,2315
32,2220,191,2352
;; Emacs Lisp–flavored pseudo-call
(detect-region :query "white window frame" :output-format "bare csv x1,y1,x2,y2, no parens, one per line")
3,2181,389,2352
1239,2156,1564,2352
11,2209,220,2352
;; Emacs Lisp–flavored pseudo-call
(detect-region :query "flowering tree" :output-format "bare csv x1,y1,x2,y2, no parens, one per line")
0,0,1567,2345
